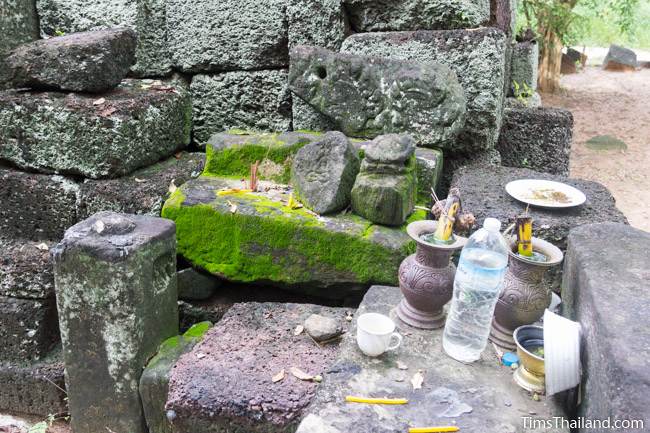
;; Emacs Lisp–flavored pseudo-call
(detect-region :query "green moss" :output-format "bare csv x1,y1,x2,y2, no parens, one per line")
162,187,409,287
406,209,428,225
183,321,212,338
203,134,310,184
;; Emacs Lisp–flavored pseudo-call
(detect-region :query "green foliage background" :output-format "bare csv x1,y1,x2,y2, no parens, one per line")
517,0,650,49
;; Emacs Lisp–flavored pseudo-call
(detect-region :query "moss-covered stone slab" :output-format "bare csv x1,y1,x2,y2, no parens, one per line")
341,28,507,152
162,176,420,297
343,0,490,32
204,131,442,205
166,302,348,433
0,79,191,178
0,348,67,417
190,70,292,145
295,286,569,433
35,0,171,76
140,322,212,433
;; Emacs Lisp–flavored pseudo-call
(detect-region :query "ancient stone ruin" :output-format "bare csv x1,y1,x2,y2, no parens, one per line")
0,1,646,433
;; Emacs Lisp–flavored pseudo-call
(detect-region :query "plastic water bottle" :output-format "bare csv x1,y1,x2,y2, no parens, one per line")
443,217,509,363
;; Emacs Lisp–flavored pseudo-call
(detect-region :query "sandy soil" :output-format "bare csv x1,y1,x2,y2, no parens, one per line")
542,66,650,232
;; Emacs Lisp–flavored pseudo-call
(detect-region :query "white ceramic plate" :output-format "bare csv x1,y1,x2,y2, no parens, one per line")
505,179,587,209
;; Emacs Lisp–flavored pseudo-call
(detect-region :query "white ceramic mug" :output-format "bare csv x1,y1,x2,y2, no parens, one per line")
356,313,403,357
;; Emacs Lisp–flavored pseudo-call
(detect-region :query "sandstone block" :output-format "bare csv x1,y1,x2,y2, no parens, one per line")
0,238,55,299
510,40,538,95
603,44,638,71
0,0,39,88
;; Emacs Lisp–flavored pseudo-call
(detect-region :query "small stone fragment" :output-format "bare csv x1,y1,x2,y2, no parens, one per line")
289,45,466,147
351,134,417,226
291,132,360,215
7,28,136,93
304,314,343,342
272,369,286,383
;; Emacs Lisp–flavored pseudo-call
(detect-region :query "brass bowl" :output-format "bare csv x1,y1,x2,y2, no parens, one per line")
513,325,545,394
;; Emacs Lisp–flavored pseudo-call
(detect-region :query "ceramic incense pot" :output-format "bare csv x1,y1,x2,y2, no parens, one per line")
490,237,563,350
396,220,466,329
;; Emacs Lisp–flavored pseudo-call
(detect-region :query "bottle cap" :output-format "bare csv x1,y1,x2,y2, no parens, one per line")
501,352,519,366
484,217,501,232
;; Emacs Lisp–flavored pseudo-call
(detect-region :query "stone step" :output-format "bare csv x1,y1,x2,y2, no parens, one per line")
340,27,507,153
161,175,421,297
0,152,203,241
562,223,650,429
165,302,349,433
0,78,191,179
0,348,67,417
0,295,59,363
295,285,568,433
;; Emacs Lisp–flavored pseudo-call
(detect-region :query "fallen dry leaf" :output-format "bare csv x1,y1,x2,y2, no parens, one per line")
227,200,238,214
290,367,314,381
35,242,49,251
272,369,285,383
99,106,117,117
134,177,146,183
168,179,177,194
396,361,409,370
294,325,304,336
411,370,424,390
196,352,206,359
93,97,106,105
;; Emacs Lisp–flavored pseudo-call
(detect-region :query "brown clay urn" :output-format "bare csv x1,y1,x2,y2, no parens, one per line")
396,220,467,329
490,237,563,350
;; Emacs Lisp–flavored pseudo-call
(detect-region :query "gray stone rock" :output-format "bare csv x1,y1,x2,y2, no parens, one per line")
364,133,416,164
36,0,171,76
166,0,288,73
288,0,348,51
290,45,466,148
304,313,343,342
140,322,212,433
0,0,39,89
0,78,192,178
510,40,538,95
341,27,508,152
562,223,650,431
7,28,136,93
292,97,337,132
162,176,414,297
451,165,628,251
603,44,638,71
343,0,490,31
351,134,416,225
166,302,347,433
0,349,67,417
52,211,179,433
0,238,55,299
497,107,573,176
78,152,205,219
191,70,292,145
442,148,502,193
292,132,360,214
0,296,59,362
177,268,222,301
0,167,79,241
295,285,568,433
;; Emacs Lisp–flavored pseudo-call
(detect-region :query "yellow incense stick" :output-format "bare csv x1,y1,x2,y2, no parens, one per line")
345,396,408,405
409,427,459,433
516,216,533,257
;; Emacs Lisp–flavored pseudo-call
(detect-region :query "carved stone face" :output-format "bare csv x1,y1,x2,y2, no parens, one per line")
289,45,467,148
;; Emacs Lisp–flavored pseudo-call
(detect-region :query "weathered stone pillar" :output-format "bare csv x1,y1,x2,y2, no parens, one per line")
53,211,178,433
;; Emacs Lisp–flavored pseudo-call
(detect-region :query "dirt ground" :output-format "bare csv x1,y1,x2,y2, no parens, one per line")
542,66,650,232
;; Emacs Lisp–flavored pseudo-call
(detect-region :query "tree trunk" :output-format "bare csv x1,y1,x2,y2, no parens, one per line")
538,30,563,93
